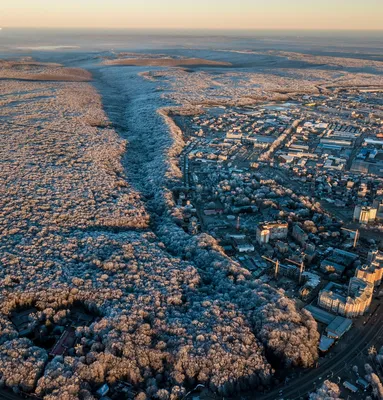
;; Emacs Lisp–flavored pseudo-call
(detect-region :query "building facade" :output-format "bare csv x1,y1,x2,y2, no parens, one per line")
355,263,383,287
318,278,373,318
256,222,288,244
353,205,377,223
292,224,308,246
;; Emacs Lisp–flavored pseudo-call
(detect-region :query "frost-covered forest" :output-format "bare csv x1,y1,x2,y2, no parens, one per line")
0,59,322,399
140,64,383,107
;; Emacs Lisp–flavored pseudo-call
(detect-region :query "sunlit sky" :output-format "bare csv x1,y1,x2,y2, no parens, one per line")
2,0,383,30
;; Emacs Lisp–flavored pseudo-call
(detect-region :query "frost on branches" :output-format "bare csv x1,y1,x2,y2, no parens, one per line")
0,62,319,399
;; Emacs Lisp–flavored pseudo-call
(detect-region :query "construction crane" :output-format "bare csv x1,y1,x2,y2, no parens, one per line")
236,215,241,231
286,258,305,284
341,227,359,248
262,256,280,280
311,165,319,197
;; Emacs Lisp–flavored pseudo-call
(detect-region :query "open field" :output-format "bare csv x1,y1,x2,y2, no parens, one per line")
0,59,92,81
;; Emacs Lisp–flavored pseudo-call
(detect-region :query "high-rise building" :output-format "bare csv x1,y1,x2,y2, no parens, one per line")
353,205,377,223
355,263,383,287
373,197,383,221
318,278,373,318
256,222,288,244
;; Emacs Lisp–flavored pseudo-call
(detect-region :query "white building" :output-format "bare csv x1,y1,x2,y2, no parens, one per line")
256,222,288,244
318,278,373,318
356,263,383,287
236,243,255,253
353,205,377,223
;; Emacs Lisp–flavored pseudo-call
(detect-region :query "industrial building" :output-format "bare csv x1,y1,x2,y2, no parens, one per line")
319,335,335,353
326,316,353,339
305,306,352,353
305,304,336,325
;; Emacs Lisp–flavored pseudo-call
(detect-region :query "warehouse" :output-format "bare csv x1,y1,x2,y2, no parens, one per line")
326,316,353,339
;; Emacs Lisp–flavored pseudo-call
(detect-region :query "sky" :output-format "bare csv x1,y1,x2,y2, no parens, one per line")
1,0,383,30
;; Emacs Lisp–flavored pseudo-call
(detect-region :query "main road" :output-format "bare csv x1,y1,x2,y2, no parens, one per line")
0,390,27,400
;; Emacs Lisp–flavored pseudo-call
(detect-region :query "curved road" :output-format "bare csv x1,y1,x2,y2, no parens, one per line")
0,390,24,400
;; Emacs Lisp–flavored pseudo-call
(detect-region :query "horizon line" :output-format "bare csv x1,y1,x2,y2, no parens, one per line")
2,27,383,32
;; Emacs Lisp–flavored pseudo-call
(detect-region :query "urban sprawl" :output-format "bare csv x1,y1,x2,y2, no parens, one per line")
172,89,383,395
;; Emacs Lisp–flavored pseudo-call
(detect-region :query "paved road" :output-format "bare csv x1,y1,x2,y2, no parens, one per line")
346,130,368,171
255,305,383,400
0,389,25,400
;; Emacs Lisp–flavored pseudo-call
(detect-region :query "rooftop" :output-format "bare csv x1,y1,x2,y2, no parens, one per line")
326,316,353,338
